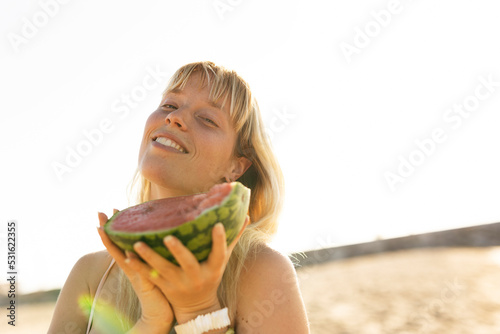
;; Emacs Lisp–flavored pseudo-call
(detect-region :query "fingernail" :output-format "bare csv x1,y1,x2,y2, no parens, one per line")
164,236,178,247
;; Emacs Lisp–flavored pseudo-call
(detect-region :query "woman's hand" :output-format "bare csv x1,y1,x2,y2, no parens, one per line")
123,216,250,325
97,210,174,333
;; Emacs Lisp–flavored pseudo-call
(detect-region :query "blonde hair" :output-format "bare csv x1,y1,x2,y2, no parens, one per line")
116,61,285,327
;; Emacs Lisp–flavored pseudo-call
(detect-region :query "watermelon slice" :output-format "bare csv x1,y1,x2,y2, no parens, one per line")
104,182,250,264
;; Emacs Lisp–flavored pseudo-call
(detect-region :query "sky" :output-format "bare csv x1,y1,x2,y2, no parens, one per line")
1,0,500,294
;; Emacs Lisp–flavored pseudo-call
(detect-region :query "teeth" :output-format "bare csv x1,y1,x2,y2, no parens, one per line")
155,137,186,153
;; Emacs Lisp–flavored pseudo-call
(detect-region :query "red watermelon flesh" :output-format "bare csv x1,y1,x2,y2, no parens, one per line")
111,182,232,233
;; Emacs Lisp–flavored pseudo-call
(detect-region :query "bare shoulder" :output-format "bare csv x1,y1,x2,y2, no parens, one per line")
240,244,296,287
78,248,112,265
66,249,114,294
76,249,114,288
236,244,310,333
48,250,113,333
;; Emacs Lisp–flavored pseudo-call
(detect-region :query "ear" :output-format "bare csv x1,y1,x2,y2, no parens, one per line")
227,156,252,182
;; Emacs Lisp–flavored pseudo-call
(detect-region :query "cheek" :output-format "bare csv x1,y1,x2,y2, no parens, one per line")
145,109,164,131
201,132,231,153
200,135,236,167
139,111,162,157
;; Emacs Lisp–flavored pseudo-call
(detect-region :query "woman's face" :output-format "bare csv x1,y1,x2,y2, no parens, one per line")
138,73,250,198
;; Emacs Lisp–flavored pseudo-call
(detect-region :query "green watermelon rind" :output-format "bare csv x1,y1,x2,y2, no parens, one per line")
103,182,250,264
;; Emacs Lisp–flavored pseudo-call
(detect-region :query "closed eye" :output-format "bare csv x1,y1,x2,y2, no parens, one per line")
203,117,218,127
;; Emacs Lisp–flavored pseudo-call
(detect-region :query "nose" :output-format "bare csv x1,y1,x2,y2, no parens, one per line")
165,109,187,129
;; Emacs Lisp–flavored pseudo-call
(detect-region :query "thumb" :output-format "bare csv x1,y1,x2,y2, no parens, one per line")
97,212,109,228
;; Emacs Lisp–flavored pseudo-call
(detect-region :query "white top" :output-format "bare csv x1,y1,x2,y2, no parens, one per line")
86,258,115,334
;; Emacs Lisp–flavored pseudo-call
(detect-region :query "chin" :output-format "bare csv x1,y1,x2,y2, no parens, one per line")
139,158,224,197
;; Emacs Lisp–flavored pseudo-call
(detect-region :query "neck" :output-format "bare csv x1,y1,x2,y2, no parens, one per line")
149,183,187,200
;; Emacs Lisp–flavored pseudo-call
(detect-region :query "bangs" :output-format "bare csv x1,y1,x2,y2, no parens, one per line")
161,61,252,135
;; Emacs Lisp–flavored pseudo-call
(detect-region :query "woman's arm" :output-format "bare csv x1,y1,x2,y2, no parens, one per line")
236,246,310,333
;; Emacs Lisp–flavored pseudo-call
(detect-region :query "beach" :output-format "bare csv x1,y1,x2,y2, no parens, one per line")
297,247,500,333
2,246,499,333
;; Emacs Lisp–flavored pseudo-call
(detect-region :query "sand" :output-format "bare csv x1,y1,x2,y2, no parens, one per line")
2,247,499,333
296,247,500,334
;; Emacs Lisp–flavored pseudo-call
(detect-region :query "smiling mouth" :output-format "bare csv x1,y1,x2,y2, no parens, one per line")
154,137,188,153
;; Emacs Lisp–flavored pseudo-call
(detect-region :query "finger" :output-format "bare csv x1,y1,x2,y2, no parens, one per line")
97,227,151,281
207,223,227,270
113,208,120,214
97,213,132,269
121,250,161,294
97,224,126,263
133,241,179,277
96,215,162,293
97,211,124,256
98,212,109,228
124,249,165,282
163,236,201,276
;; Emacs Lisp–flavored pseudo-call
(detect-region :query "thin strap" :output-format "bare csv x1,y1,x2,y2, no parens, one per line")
86,258,116,334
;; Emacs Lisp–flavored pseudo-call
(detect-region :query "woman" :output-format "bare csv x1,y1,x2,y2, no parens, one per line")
48,61,310,333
